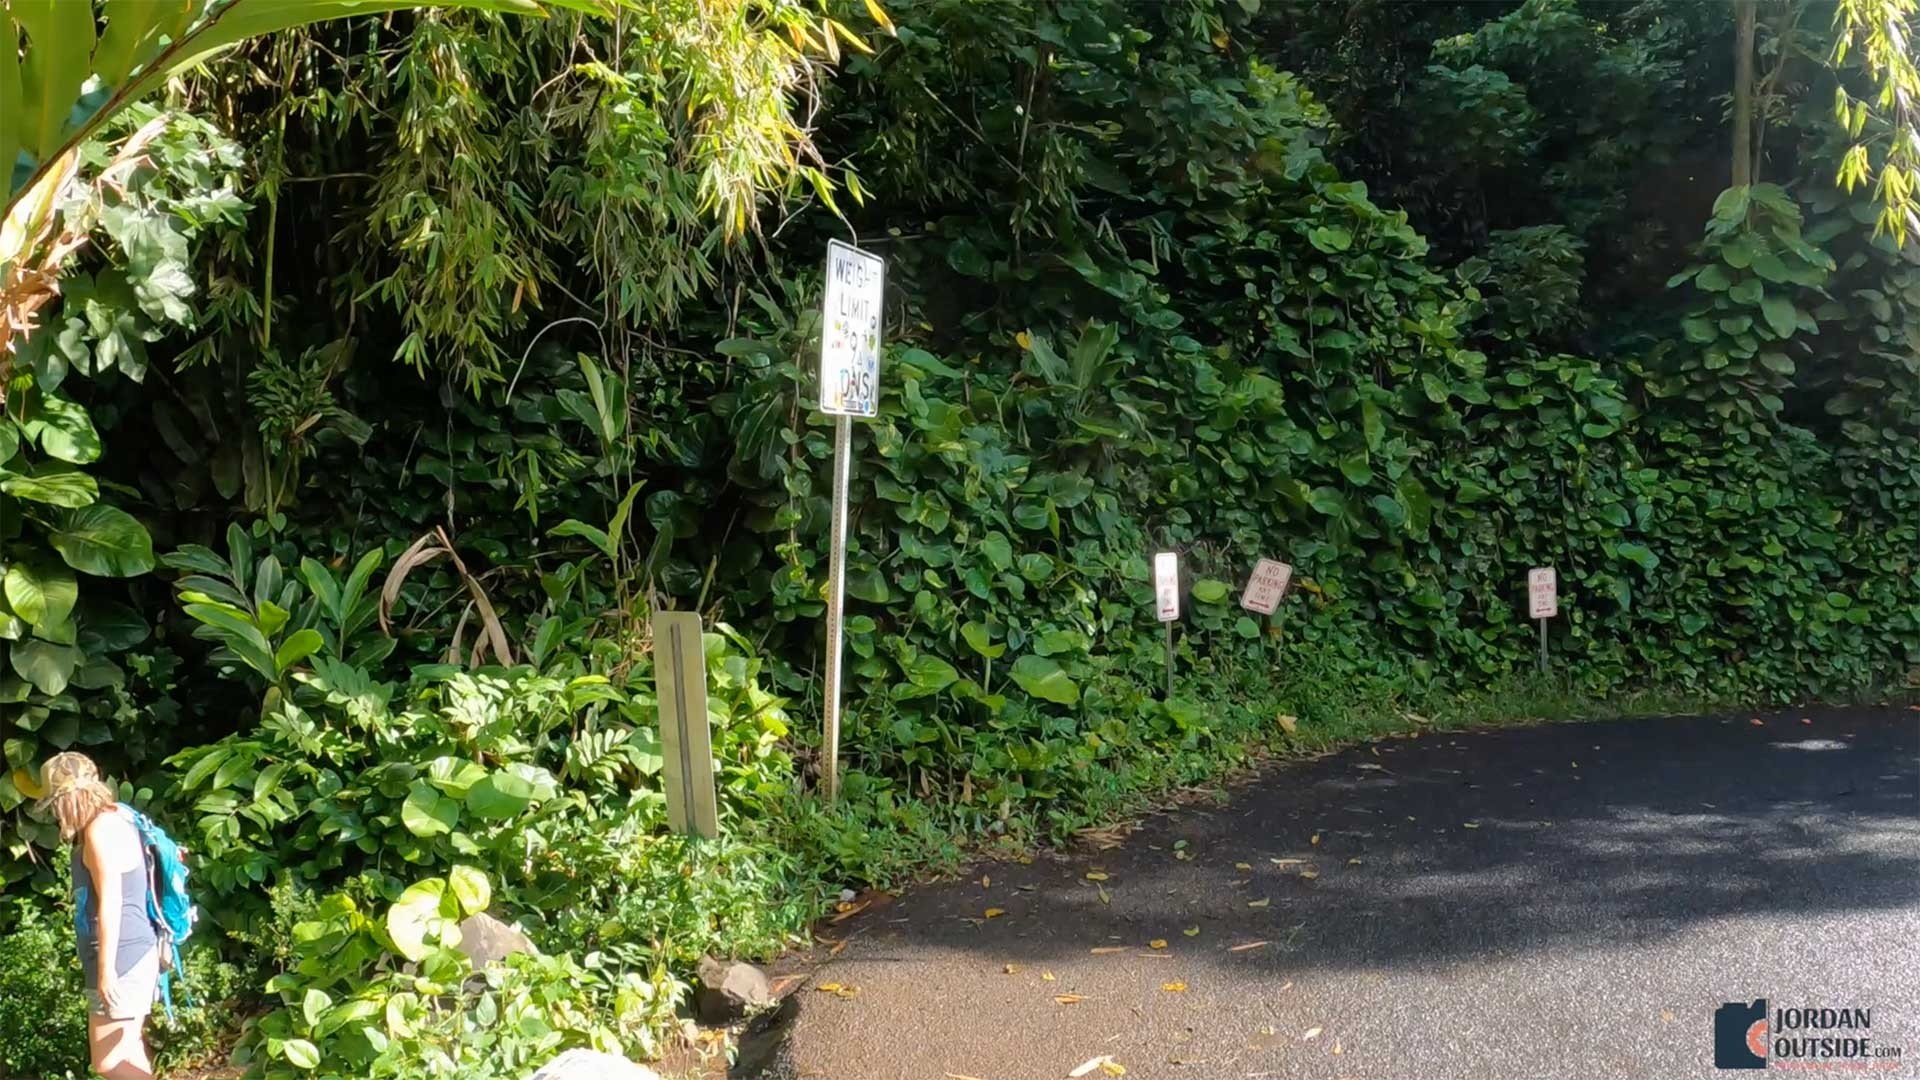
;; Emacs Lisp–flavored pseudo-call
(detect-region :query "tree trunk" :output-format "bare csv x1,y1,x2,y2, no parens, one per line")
1733,0,1757,187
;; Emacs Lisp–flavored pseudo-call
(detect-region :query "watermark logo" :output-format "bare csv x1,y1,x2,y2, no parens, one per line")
1715,998,1904,1070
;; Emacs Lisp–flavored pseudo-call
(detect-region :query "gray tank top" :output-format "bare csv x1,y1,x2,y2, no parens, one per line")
72,806,156,985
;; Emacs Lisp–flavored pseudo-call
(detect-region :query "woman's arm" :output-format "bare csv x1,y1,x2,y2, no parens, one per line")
82,816,126,1011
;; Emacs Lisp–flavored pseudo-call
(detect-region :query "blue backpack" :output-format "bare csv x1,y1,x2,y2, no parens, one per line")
119,803,198,1020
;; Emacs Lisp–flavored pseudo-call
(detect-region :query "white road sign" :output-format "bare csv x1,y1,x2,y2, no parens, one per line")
818,240,885,417
1240,558,1294,615
1154,552,1181,622
1528,567,1558,619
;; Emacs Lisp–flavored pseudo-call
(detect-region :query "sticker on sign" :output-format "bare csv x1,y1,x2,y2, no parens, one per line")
1528,567,1558,619
1240,558,1293,615
1154,552,1180,622
818,240,885,417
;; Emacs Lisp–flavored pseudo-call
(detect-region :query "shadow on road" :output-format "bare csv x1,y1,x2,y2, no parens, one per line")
748,707,1920,1077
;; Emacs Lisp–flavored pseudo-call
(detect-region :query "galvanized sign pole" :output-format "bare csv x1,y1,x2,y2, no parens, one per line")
817,239,885,802
1528,567,1557,674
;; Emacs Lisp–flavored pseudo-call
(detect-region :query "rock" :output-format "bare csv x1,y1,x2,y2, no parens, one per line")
839,887,856,903
525,1049,661,1080
694,956,774,1023
457,912,535,969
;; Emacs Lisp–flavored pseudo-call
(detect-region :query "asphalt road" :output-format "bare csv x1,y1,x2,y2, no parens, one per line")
751,706,1920,1080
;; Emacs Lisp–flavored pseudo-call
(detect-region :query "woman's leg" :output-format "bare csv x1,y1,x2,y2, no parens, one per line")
87,1014,153,1079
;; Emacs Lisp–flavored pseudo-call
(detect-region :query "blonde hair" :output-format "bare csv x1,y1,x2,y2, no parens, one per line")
38,752,117,843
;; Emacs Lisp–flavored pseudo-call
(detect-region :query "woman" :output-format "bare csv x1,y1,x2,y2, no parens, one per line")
39,752,158,1080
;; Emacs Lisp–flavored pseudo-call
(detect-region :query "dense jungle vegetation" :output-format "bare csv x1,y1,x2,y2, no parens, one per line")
2,0,1918,1075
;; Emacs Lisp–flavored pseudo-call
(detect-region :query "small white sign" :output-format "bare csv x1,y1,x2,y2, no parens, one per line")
1528,567,1558,620
818,240,885,417
1154,552,1180,622
1240,558,1294,615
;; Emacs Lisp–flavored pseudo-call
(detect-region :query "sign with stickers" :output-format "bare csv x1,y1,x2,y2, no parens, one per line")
817,240,885,417
1240,558,1294,615
1528,567,1558,619
1154,552,1181,622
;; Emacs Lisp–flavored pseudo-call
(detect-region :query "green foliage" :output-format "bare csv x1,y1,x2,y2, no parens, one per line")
5,1,1920,1073
0,887,88,1078
235,868,679,1079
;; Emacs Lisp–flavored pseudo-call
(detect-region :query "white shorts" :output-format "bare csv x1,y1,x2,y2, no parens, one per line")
86,948,159,1021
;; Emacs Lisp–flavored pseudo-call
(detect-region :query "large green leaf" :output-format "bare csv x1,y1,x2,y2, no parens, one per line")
384,877,458,963
22,393,102,464
3,560,77,630
9,638,81,696
1009,655,1080,705
466,769,534,819
895,654,958,698
401,780,457,838
448,865,491,916
50,504,155,576
11,0,94,159
0,461,98,508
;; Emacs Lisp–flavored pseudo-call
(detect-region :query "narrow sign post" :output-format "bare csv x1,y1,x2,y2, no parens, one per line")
1240,558,1294,667
1154,551,1180,699
1528,567,1557,674
652,610,718,839
817,239,885,802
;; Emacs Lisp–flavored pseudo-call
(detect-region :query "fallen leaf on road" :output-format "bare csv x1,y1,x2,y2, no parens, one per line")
1333,1042,1343,1055
1299,869,1320,880
1004,964,1021,974
1042,970,1057,981
985,908,1006,919
1750,717,1764,726
1355,763,1385,771
1799,718,1812,725
1162,981,1188,992
1055,994,1086,1005
1069,1056,1106,1077
1661,1010,1675,1023
1183,926,1201,937
1019,854,1035,864
1235,862,1253,871
816,983,843,993
1278,714,1298,735
1269,858,1304,866
829,901,869,923
1149,939,1168,949
1229,941,1271,952
1091,946,1128,955
1247,898,1270,909
1085,872,1110,882
1348,858,1363,865
945,1074,988,1080
1099,1061,1127,1077
1175,850,1193,861
1462,822,1481,830
1098,886,1111,906
1310,833,1322,845
982,875,992,888
1303,1027,1323,1040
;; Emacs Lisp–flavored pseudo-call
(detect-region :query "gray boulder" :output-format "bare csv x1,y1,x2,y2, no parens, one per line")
693,956,774,1023
457,912,535,969
525,1050,661,1080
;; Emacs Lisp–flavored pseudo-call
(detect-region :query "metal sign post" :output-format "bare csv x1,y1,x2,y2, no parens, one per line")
817,240,885,802
1154,551,1180,699
1240,558,1294,669
1528,567,1557,674
653,610,719,838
